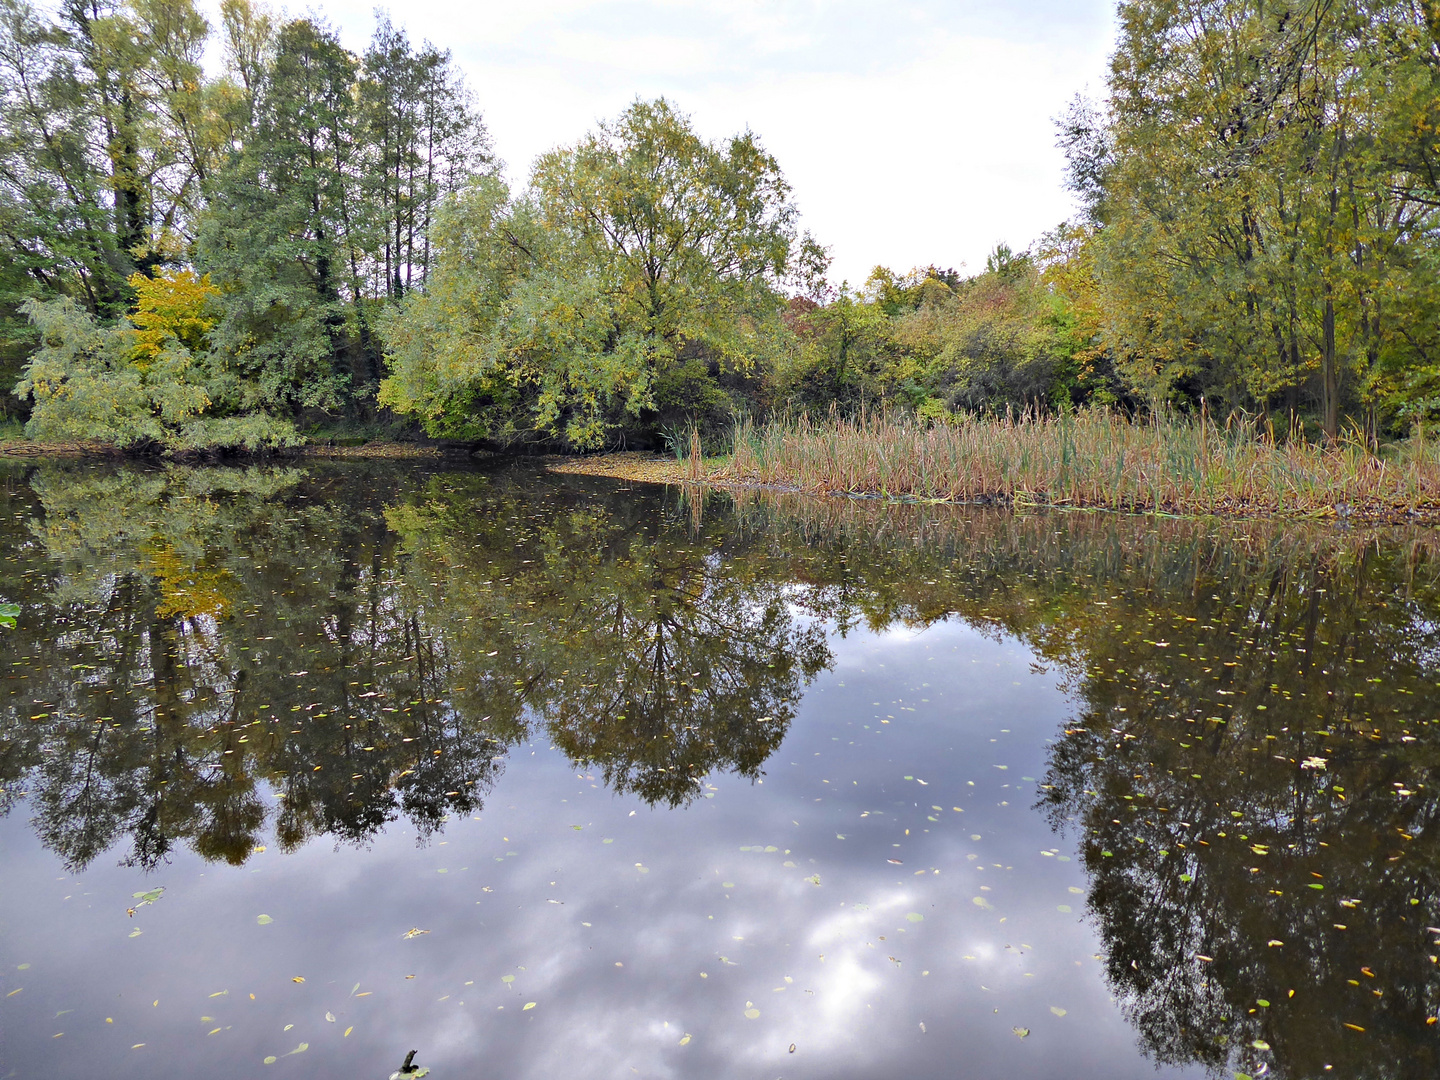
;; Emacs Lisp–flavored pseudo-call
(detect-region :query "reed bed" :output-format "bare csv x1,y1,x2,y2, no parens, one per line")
720,410,1440,522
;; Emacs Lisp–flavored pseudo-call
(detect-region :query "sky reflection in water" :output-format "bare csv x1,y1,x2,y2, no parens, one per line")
1,460,1438,1079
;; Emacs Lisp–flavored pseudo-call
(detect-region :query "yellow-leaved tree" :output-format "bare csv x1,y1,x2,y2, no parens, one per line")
127,269,221,370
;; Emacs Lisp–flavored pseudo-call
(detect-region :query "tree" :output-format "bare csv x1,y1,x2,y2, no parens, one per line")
14,295,208,446
380,98,801,449
196,17,360,415
13,289,298,450
1089,0,1440,437
127,266,218,366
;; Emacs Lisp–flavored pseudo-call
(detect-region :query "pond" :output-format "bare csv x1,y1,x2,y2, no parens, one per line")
1,459,1438,1080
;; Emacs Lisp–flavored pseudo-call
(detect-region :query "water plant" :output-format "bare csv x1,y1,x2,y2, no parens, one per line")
721,409,1440,520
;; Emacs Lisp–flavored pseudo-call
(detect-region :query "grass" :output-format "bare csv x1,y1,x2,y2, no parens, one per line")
718,410,1440,522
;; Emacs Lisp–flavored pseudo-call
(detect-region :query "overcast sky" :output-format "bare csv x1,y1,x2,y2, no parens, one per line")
208,0,1117,285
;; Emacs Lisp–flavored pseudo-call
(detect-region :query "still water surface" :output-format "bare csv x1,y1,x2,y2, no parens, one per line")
1,460,1438,1079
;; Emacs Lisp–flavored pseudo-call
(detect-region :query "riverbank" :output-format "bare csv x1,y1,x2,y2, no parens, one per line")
11,416,1440,525
549,415,1440,526
0,437,448,461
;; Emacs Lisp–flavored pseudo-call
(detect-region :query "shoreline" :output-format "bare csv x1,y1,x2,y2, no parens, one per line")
546,452,1440,527
6,438,1438,525
0,439,451,461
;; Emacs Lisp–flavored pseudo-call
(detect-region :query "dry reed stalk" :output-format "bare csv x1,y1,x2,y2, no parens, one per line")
720,412,1440,522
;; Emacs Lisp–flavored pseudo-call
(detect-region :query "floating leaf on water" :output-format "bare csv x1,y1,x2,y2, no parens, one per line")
523,1002,536,1010
1050,1007,1067,1017
970,834,982,841
256,915,273,925
905,913,924,922
325,1012,336,1023
283,1042,308,1056
291,977,305,983
972,897,993,910
403,928,430,939
132,888,164,906
1251,1039,1271,1050
1256,999,1270,1008
744,1008,760,1019
1057,905,1073,913
128,929,142,938
679,1035,691,1046
344,1026,353,1037
263,1056,277,1065
501,975,515,984
1012,1027,1029,1038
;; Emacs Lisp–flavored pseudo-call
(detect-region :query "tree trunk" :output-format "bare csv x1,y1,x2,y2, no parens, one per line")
1322,289,1339,442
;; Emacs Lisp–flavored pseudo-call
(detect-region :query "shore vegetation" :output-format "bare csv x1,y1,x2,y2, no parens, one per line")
717,411,1440,522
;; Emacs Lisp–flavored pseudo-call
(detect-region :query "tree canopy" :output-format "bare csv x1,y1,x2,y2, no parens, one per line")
1,0,491,446
379,99,803,449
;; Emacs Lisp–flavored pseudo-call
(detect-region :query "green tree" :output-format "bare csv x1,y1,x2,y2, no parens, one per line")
380,98,801,449
1090,0,1440,437
197,17,361,414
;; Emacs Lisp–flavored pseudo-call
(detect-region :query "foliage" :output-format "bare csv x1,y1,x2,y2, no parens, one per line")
776,254,1104,417
15,297,207,447
379,99,800,449
1,0,491,430
13,296,297,450
1086,0,1440,438
127,268,220,368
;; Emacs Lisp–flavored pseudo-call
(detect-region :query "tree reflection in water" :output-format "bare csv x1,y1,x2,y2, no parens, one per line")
0,463,829,871
3,462,1440,1076
731,491,1440,1079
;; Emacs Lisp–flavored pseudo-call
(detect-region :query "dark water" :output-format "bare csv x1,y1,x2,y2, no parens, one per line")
1,460,1438,1080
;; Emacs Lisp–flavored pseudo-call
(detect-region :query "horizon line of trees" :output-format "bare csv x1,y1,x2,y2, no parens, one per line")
1,0,490,448
7,0,1440,452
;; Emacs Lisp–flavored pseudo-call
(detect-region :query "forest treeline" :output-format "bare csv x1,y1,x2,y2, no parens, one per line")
6,0,1440,451
0,0,488,448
